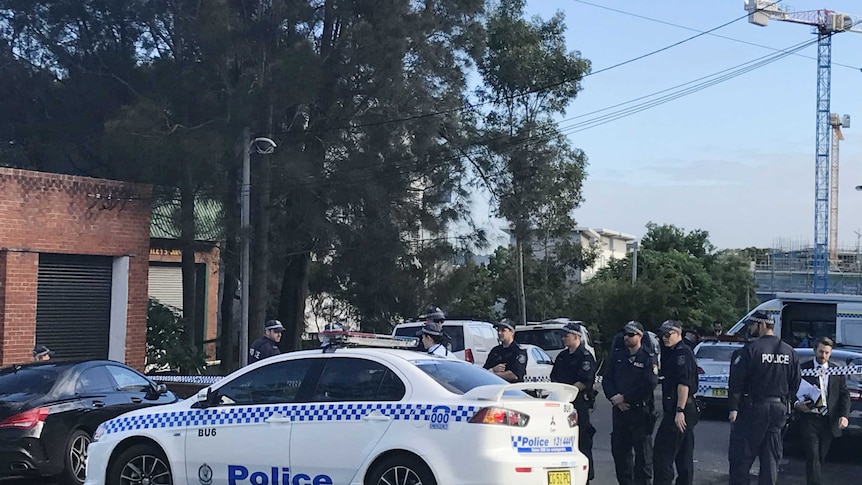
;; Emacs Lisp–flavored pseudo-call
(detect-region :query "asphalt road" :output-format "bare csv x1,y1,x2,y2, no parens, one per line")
10,390,861,485
588,390,862,485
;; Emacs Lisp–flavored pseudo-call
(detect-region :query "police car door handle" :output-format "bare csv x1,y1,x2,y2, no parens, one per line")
362,411,391,422
92,400,105,408
265,413,292,424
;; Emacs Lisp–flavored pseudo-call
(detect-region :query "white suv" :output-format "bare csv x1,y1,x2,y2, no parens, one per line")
515,318,596,362
392,319,499,367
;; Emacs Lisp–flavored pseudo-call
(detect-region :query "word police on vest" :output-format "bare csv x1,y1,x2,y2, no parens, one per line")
762,353,791,364
228,465,333,485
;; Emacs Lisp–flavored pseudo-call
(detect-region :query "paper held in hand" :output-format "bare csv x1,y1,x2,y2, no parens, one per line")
796,378,821,404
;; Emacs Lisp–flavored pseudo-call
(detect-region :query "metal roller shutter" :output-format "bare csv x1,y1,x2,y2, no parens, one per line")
36,254,112,360
148,264,183,312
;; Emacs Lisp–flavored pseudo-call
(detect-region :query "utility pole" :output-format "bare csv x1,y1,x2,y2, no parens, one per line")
240,127,251,367
517,241,527,325
238,131,277,367
631,241,639,284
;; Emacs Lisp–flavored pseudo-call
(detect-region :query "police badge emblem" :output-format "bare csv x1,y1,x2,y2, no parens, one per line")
517,353,527,364
198,463,213,485
582,361,591,371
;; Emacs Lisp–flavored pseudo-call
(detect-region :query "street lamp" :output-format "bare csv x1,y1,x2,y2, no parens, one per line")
239,128,277,367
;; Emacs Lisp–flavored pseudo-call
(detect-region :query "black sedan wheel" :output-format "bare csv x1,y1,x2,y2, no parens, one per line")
366,455,436,485
62,429,90,485
108,444,173,485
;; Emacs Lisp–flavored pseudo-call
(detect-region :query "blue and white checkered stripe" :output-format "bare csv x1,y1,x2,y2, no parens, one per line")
800,365,862,377
524,375,551,383
101,403,479,436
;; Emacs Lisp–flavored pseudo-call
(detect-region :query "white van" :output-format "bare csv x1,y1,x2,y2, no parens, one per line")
727,292,862,350
391,320,500,367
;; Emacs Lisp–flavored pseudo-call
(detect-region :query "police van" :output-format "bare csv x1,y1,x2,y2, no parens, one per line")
726,292,862,350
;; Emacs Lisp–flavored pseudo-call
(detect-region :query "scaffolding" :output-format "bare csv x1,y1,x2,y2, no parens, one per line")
754,238,862,296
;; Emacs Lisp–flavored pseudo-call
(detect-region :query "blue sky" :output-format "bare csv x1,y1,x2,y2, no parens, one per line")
471,0,862,251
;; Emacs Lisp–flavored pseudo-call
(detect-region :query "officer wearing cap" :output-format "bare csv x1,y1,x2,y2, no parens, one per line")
32,344,54,362
728,310,801,485
248,319,285,364
603,321,658,485
484,318,528,383
653,320,698,485
420,305,446,325
551,321,597,482
416,321,457,359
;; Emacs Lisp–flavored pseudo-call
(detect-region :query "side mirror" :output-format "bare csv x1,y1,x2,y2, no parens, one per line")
196,387,217,407
156,383,168,395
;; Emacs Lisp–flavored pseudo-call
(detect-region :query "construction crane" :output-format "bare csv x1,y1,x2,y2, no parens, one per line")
745,0,862,293
829,113,850,269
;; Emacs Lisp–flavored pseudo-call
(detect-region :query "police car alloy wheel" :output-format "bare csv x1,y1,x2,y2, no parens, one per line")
108,444,173,485
366,454,435,485
64,429,90,485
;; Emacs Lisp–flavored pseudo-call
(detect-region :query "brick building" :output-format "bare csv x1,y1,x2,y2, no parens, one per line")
0,168,152,368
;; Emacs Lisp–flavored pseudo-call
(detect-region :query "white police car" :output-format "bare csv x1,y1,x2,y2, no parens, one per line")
694,340,744,405
85,333,589,485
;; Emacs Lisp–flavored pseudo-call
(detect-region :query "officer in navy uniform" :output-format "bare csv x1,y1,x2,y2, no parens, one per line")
248,319,284,364
484,319,528,383
550,321,597,482
653,320,698,485
728,310,801,485
603,321,659,485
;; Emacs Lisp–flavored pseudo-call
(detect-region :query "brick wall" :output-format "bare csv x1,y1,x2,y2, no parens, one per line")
0,168,152,368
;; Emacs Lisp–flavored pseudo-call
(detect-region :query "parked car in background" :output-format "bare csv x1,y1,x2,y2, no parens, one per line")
392,319,499,366
0,360,177,485
515,318,596,361
520,344,554,383
693,340,745,408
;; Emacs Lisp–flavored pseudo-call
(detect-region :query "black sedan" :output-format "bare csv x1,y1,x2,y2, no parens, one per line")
0,360,177,485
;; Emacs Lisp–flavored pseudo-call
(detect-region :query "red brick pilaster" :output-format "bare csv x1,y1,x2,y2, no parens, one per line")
0,250,38,365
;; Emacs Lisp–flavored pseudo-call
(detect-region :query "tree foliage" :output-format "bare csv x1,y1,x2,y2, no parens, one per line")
572,223,756,349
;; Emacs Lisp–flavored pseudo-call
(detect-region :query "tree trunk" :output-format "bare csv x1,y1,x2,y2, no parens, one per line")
277,252,310,351
219,253,239,375
179,176,198,344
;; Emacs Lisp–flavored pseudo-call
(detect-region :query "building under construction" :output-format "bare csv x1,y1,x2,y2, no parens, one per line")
753,238,862,298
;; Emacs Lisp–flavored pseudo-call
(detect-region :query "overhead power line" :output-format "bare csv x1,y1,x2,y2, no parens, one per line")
276,35,817,191
572,0,860,71
266,1,781,136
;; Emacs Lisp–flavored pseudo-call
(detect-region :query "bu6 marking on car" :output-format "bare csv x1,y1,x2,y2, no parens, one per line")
198,428,217,437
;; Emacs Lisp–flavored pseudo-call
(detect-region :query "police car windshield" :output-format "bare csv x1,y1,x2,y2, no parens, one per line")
413,360,524,396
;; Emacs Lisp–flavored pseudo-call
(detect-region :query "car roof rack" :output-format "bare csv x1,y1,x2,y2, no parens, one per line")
320,331,420,353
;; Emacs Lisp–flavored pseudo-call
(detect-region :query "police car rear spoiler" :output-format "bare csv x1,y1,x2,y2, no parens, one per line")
463,382,579,403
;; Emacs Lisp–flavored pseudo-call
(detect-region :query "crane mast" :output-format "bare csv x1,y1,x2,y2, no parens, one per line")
745,0,862,293
829,114,849,270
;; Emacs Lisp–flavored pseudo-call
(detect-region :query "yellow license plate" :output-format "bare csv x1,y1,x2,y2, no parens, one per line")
548,470,571,485
712,388,728,397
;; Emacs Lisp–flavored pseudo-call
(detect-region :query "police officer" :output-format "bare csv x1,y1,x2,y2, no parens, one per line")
416,320,457,359
484,318,528,383
728,310,801,485
420,305,446,327
32,344,54,362
249,319,284,364
550,321,597,482
653,320,698,485
603,321,659,485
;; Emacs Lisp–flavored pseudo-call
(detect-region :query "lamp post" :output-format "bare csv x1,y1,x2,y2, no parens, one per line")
239,128,276,367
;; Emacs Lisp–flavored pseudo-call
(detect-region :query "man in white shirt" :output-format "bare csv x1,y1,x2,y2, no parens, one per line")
794,337,851,485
